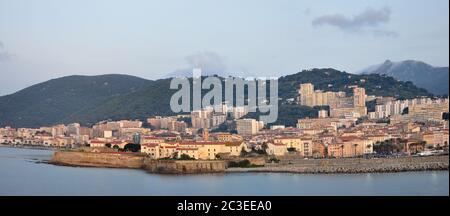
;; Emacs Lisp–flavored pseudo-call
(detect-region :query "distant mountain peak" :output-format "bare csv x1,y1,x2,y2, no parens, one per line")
383,59,393,64
358,60,449,95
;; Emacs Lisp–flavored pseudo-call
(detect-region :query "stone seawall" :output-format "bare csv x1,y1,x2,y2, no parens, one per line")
143,159,226,174
227,155,449,174
50,151,145,169
50,151,226,174
226,157,266,166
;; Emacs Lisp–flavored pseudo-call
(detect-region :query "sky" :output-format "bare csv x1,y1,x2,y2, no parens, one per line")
0,0,448,95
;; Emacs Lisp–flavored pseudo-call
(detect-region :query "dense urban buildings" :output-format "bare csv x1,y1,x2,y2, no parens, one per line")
298,83,346,107
0,81,448,160
298,83,368,118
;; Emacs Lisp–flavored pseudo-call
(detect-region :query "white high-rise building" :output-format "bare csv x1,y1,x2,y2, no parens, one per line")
236,119,263,136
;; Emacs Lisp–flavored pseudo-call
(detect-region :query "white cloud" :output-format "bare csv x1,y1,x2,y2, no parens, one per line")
165,51,230,78
312,6,398,37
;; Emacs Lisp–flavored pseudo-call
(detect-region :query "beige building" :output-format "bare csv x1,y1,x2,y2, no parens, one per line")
266,143,288,156
52,124,66,137
422,131,449,148
141,141,246,160
273,137,313,157
353,87,366,107
318,110,328,118
168,121,187,133
297,118,340,131
141,143,178,159
409,102,449,123
328,137,374,158
298,83,346,107
330,106,367,119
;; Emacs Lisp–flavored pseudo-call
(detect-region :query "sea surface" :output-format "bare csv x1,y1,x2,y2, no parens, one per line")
0,147,448,196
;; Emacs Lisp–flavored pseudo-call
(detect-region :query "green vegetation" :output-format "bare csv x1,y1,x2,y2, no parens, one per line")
178,154,196,160
159,153,196,160
228,160,263,168
0,74,150,128
373,139,408,155
268,157,280,163
278,68,431,100
0,69,433,128
443,113,449,121
287,147,297,152
124,143,141,152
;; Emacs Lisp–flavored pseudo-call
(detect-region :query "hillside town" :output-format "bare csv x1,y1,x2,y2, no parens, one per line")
1,83,448,161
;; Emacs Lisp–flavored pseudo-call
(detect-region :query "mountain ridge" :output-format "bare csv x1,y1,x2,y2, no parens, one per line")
0,68,433,128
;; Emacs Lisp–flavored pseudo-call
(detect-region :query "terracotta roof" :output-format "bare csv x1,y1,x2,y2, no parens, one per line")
274,137,301,140
340,136,363,142
177,147,198,151
142,143,158,147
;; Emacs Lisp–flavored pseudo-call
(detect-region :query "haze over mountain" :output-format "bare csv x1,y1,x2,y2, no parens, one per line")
358,60,449,95
0,68,433,128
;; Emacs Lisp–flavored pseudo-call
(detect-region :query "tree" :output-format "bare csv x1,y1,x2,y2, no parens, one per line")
179,154,195,160
238,160,251,167
105,143,112,148
124,143,141,152
261,142,268,151
113,145,120,150
240,146,247,157
443,112,449,120
287,147,297,152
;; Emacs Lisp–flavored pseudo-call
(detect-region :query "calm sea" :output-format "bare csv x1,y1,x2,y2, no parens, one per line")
0,147,448,196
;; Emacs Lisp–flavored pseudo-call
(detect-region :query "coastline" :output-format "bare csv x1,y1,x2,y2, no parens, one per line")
226,162,449,174
2,146,447,175
0,144,60,151
227,155,448,174
46,148,449,175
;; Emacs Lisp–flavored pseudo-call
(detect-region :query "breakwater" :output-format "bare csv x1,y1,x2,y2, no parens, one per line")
227,155,449,174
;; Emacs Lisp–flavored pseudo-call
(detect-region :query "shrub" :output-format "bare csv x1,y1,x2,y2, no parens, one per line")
179,154,195,160
287,147,297,152
124,143,141,152
268,157,280,163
